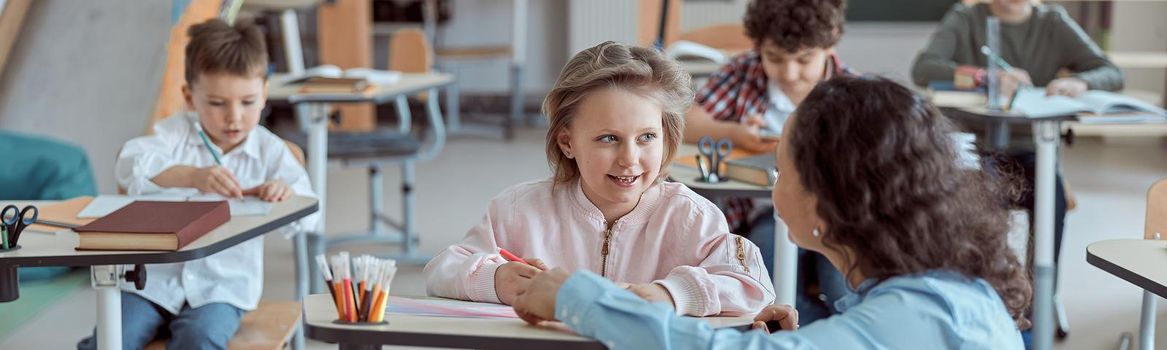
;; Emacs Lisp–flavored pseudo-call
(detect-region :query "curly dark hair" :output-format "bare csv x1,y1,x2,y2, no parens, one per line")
787,76,1032,328
744,0,845,52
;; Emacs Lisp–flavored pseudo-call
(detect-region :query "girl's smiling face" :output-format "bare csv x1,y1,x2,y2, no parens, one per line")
557,87,665,221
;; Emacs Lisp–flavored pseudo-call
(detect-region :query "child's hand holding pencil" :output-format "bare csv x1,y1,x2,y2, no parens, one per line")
494,248,549,306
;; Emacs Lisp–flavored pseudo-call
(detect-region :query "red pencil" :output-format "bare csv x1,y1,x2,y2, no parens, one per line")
498,248,529,265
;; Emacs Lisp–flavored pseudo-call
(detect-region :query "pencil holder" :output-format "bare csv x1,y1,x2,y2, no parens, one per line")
319,252,397,326
0,264,18,302
331,319,388,326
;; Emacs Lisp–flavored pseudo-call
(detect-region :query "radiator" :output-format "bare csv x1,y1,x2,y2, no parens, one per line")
567,0,639,56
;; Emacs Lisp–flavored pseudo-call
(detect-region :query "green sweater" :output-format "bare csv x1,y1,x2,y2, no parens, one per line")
911,3,1123,91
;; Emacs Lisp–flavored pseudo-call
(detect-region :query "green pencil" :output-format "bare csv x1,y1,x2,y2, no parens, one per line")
980,45,1018,73
2,225,9,250
195,123,224,166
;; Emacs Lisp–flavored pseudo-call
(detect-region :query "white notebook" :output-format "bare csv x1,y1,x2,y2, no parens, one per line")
665,40,728,64
279,64,402,86
1011,87,1167,120
78,195,272,218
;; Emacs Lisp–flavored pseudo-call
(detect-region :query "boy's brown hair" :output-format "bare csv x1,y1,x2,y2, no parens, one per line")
184,19,268,86
744,0,846,52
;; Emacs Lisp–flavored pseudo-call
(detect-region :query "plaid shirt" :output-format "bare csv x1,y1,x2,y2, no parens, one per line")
694,50,855,232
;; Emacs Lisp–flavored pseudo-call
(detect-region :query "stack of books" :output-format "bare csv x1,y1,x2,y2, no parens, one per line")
282,65,403,95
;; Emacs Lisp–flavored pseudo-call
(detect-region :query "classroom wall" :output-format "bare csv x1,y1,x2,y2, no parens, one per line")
0,1,1158,199
431,0,568,95
0,0,170,195
445,0,1163,99
1110,1,1167,101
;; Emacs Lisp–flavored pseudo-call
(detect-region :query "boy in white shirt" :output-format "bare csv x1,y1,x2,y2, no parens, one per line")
77,19,316,350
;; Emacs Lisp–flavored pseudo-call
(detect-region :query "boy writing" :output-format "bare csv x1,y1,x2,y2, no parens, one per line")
78,19,315,350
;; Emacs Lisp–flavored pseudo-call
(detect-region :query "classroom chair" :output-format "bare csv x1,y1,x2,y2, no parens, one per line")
143,300,302,350
114,132,313,350
1101,177,1167,350
287,27,448,267
1129,178,1166,348
674,24,752,54
0,131,96,281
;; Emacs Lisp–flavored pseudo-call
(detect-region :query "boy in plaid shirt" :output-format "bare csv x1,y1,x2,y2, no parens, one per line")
682,0,855,325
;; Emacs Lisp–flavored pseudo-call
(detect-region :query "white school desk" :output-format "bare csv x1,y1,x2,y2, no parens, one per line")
679,60,722,79
932,90,1157,350
267,72,455,298
0,196,318,350
302,294,755,349
1086,239,1167,350
935,103,1071,350
667,145,796,308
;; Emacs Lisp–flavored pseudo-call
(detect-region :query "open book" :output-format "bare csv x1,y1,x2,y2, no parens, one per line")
1011,87,1167,123
280,65,402,92
665,40,728,64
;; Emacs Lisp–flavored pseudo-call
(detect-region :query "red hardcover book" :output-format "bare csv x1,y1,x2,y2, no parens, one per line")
74,201,229,251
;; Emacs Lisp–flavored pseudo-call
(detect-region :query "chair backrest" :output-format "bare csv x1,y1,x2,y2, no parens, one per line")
388,28,433,73
636,0,681,48
1146,178,1167,239
283,139,306,166
675,24,752,54
0,131,97,200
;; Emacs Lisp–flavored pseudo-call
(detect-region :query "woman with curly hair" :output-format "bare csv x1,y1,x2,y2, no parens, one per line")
684,0,856,325
512,76,1030,349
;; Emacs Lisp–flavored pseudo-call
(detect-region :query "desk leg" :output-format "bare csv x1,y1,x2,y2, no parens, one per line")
307,103,329,217
446,79,462,133
301,105,329,350
1032,120,1059,350
510,0,528,132
92,265,122,350
773,212,798,307
307,103,330,294
986,120,1011,151
1140,290,1157,350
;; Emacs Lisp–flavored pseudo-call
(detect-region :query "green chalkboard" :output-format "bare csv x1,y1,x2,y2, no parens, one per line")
846,0,959,22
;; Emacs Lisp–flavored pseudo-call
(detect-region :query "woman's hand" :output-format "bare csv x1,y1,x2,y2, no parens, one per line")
512,268,571,325
751,304,799,333
627,283,675,307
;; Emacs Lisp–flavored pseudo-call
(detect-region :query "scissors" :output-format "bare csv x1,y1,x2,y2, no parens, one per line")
698,136,733,182
1,205,38,249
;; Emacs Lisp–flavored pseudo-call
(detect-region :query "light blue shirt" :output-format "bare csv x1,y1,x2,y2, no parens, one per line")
556,269,1023,350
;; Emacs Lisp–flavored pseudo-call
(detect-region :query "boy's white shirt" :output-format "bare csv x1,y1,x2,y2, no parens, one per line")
114,112,318,313
763,80,796,136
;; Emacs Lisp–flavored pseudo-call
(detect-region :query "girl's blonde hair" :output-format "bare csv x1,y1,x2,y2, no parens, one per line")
543,41,693,185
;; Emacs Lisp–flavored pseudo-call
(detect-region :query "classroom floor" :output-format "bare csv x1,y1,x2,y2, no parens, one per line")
3,126,1165,350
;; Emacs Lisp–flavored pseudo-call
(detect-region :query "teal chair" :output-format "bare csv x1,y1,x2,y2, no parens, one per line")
0,131,97,280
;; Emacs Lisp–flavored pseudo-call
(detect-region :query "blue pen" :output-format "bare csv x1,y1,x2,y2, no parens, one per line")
193,121,224,166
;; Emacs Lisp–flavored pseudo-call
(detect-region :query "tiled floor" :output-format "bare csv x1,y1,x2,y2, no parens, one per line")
3,126,1165,349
